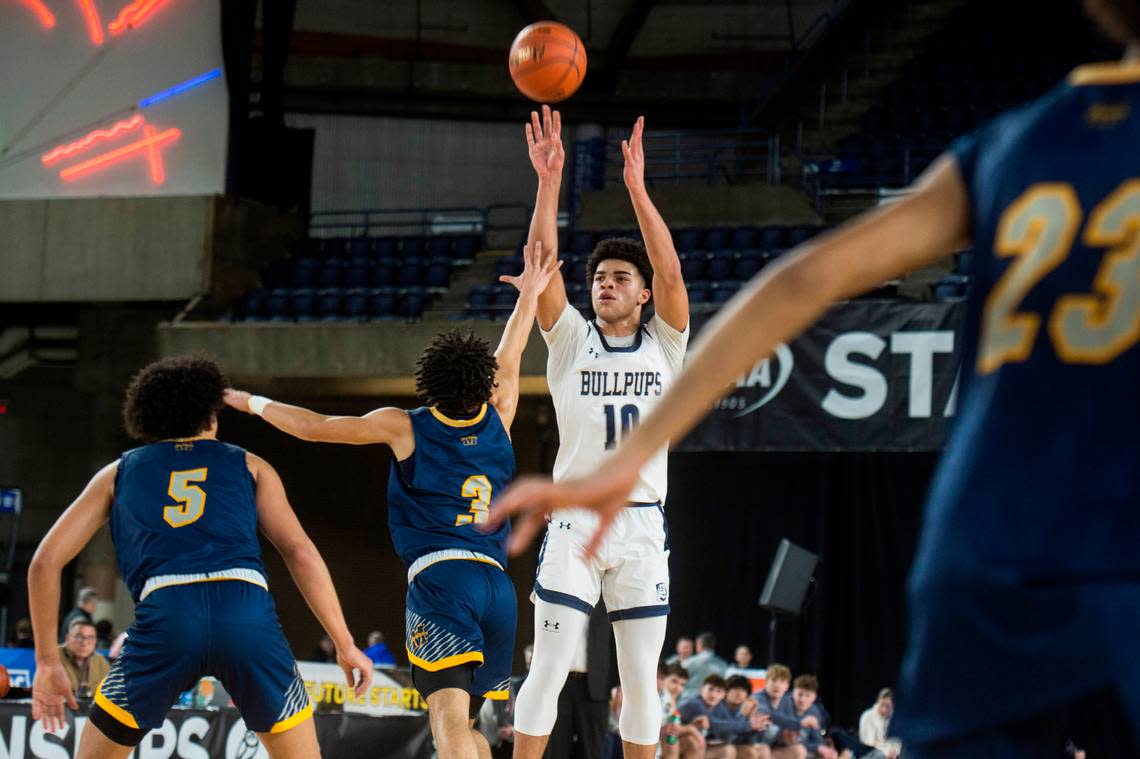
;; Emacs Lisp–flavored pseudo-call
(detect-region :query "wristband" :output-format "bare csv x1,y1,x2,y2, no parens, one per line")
248,395,273,417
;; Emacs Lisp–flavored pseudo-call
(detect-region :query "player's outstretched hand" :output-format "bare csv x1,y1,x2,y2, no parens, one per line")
621,116,646,192
526,105,564,181
487,455,641,557
223,388,254,414
337,645,374,699
500,240,562,297
32,661,77,734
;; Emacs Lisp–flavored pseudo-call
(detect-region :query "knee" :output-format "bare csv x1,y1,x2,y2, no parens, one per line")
792,745,807,759
754,745,771,759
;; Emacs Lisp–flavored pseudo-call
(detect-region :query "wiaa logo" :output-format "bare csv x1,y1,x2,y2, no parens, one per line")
726,343,794,417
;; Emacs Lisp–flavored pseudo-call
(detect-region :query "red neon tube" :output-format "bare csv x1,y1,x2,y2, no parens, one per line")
41,116,145,165
109,0,168,35
20,0,56,28
76,0,105,45
59,127,180,182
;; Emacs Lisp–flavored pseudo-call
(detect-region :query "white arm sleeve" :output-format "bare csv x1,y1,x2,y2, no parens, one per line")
542,302,590,379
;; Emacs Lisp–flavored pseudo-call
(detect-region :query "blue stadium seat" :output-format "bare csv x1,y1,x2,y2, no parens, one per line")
955,250,975,274
680,252,707,281
566,255,588,285
348,238,371,259
400,236,426,258
491,284,517,318
263,260,292,289
369,287,399,318
496,255,523,278
452,235,480,261
238,288,268,320
675,228,703,251
710,281,742,305
706,251,736,282
933,274,969,300
425,257,451,289
373,237,399,260
344,258,371,289
467,284,494,309
398,259,425,287
569,288,591,313
297,237,322,260
345,288,369,320
266,289,291,320
291,258,319,288
370,260,396,288
317,259,344,288
569,230,595,255
730,227,759,250
685,280,710,304
289,288,317,319
702,228,731,251
399,287,427,318
427,236,452,258
758,226,787,250
322,238,349,259
787,226,816,246
317,288,344,320
733,250,764,280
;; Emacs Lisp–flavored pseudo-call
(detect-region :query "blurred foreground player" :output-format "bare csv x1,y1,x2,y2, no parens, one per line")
493,2,1140,755
227,241,559,759
30,355,372,759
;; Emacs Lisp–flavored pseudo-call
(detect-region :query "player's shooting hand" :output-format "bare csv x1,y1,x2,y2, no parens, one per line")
621,116,646,192
500,240,562,297
223,388,254,414
337,645,374,699
32,661,77,734
526,105,564,180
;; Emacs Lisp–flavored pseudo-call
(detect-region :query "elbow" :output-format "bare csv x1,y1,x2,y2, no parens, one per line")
281,537,320,568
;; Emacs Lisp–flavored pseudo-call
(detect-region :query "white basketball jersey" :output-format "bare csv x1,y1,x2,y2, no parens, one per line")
542,303,689,504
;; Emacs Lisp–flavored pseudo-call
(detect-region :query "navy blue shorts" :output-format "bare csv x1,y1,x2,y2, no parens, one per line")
405,558,516,700
96,581,310,733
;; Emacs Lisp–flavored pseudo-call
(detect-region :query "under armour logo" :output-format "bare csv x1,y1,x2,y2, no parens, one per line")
543,620,560,631
557,521,571,530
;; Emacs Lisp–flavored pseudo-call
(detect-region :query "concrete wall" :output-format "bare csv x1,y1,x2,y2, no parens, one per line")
0,197,215,302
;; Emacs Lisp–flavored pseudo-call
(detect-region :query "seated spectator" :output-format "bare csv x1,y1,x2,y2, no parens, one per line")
723,675,771,759
680,633,729,698
8,618,33,648
665,636,694,667
858,689,901,759
751,664,807,759
363,630,397,666
309,633,335,663
785,674,836,759
94,619,113,650
734,646,753,670
59,586,97,642
678,675,729,759
59,619,109,699
661,665,704,759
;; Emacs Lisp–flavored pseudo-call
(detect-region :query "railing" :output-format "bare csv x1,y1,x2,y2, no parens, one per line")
307,203,532,250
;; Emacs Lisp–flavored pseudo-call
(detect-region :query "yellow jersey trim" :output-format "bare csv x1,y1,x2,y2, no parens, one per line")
429,404,487,428
406,649,484,671
1069,60,1140,86
94,686,139,729
483,689,510,701
269,702,314,734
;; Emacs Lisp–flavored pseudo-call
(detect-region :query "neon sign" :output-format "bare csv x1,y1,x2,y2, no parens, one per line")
76,0,105,45
109,0,169,35
138,68,222,108
41,115,144,165
58,125,181,183
19,0,55,29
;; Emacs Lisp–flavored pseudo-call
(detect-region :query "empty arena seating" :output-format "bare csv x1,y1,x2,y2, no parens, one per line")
231,233,482,322
462,224,825,319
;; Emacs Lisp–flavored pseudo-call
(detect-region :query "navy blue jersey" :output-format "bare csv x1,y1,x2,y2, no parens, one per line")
111,440,266,603
387,405,514,568
895,61,1140,744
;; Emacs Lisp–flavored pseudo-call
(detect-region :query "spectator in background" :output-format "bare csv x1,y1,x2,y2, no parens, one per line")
722,676,771,759
59,587,97,642
751,664,806,759
309,633,336,663
94,620,113,651
363,630,397,666
858,689,901,759
785,675,834,759
665,636,694,667
734,646,753,671
681,633,729,698
9,618,33,648
678,675,726,759
661,664,704,759
58,619,109,699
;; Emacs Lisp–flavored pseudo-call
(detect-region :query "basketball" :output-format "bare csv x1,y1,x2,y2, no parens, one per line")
508,22,586,103
0,666,10,699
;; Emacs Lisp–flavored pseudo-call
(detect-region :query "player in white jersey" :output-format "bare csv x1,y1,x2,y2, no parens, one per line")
511,106,690,759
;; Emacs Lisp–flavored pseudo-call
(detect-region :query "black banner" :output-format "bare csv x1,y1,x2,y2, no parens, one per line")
676,300,963,452
0,700,432,759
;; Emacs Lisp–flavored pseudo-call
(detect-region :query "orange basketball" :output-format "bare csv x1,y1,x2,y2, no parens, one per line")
0,665,9,699
508,22,587,103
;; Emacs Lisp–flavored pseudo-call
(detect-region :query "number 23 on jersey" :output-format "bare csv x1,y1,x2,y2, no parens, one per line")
979,180,1140,372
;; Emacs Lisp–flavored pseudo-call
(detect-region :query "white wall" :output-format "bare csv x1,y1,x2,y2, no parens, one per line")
0,0,227,198
287,113,564,212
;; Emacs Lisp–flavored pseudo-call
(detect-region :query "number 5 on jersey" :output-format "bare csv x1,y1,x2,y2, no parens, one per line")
164,468,207,528
456,475,492,526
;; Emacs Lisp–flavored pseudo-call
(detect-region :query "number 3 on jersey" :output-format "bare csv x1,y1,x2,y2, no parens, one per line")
164,468,207,528
456,475,492,525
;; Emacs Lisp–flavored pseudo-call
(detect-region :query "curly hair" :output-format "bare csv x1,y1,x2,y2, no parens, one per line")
122,354,227,442
586,237,654,302
415,330,498,417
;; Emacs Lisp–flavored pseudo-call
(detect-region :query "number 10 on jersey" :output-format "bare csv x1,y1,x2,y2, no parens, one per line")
604,404,640,450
